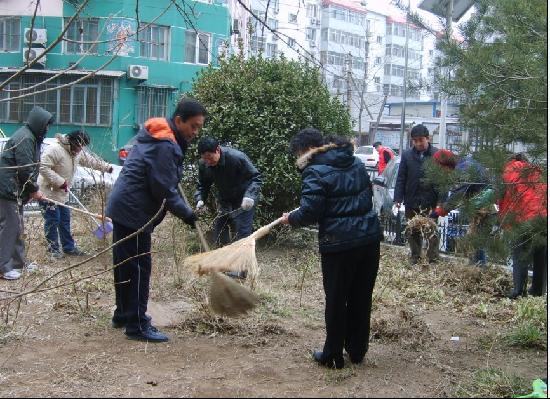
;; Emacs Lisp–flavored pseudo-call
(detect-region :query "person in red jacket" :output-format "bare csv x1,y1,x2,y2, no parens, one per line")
499,153,547,298
373,142,394,174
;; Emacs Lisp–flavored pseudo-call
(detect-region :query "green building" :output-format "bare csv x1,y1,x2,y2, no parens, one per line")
0,0,229,162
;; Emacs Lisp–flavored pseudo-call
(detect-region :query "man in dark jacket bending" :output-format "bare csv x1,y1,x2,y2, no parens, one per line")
194,137,262,279
393,124,439,265
281,128,382,369
106,98,205,342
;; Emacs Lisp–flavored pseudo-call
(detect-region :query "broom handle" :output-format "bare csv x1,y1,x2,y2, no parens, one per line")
177,183,211,252
250,208,300,240
43,197,112,222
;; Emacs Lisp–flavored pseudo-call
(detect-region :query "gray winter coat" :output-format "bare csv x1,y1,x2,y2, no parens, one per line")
0,106,53,203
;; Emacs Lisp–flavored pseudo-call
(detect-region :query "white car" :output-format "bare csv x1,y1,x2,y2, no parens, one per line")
354,145,379,168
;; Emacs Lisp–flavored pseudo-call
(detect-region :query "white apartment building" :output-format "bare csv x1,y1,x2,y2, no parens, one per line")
225,0,439,137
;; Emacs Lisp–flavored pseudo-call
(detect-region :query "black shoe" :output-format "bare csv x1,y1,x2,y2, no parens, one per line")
312,350,344,369
64,247,87,256
112,319,126,329
126,326,169,342
225,271,247,280
506,291,523,300
409,257,419,266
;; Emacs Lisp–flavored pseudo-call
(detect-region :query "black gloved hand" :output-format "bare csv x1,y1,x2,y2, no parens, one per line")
183,212,198,228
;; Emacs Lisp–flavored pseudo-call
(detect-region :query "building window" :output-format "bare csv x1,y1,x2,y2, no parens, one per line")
375,57,381,65
376,35,382,44
65,18,99,54
288,13,297,24
0,74,113,126
267,18,278,31
429,49,434,57
250,35,265,55
266,43,277,58
185,30,210,64
138,23,169,60
306,28,316,41
374,77,380,84
306,3,319,18
0,17,20,52
288,38,296,48
135,87,174,125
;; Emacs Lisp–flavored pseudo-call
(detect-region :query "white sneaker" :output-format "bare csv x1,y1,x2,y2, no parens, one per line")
2,270,21,280
25,262,39,272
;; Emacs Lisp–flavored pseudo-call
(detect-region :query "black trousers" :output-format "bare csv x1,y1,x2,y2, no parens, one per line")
321,241,380,363
112,222,153,334
512,240,548,296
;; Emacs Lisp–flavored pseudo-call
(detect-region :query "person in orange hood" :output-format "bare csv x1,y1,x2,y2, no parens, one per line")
106,98,206,342
499,153,547,299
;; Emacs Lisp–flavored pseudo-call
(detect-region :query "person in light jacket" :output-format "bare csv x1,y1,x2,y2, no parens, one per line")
38,130,113,258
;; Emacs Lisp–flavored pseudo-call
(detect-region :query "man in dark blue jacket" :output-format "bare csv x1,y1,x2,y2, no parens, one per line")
393,124,439,265
106,98,205,342
194,137,262,278
281,128,382,369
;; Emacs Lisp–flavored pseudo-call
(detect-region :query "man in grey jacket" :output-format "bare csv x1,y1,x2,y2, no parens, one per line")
0,106,52,280
194,137,262,278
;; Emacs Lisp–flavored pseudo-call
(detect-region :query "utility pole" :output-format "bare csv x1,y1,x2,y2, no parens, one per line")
398,0,410,155
346,52,353,113
358,36,370,142
439,0,453,150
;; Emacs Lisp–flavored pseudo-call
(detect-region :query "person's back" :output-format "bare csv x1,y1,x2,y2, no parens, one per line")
500,157,547,223
291,138,380,253
283,129,381,370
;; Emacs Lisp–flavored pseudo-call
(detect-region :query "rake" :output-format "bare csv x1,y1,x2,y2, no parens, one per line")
43,196,112,235
68,189,113,239
177,184,259,317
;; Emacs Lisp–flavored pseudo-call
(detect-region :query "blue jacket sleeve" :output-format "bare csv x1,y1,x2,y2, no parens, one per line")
394,154,407,203
288,167,326,227
146,143,193,221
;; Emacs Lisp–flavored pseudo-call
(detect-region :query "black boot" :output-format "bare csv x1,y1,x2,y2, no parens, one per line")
312,350,344,369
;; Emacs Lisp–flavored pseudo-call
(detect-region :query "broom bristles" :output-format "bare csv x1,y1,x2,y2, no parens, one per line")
184,235,259,282
208,272,259,316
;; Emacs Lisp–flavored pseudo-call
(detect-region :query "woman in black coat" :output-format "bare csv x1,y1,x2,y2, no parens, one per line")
281,128,382,369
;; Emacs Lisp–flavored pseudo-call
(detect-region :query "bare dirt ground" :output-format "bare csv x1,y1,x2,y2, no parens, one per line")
0,212,547,398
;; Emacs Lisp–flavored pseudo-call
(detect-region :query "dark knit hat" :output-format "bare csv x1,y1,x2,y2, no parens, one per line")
410,124,429,138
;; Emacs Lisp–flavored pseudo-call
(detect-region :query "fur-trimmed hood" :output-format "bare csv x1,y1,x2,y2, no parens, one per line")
296,143,354,170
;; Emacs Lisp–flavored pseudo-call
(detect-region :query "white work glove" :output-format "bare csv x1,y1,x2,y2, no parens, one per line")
196,200,206,213
241,197,254,211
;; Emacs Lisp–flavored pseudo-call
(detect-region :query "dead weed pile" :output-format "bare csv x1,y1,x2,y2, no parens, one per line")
371,309,435,350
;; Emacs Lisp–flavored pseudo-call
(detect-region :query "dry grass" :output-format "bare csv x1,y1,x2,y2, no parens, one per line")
0,198,546,397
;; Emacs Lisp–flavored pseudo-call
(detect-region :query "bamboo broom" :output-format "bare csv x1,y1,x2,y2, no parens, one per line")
184,215,285,286
177,185,259,317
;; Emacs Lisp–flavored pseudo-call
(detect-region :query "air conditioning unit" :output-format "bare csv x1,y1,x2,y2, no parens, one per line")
127,65,149,80
309,41,316,48
24,28,47,45
23,48,46,66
